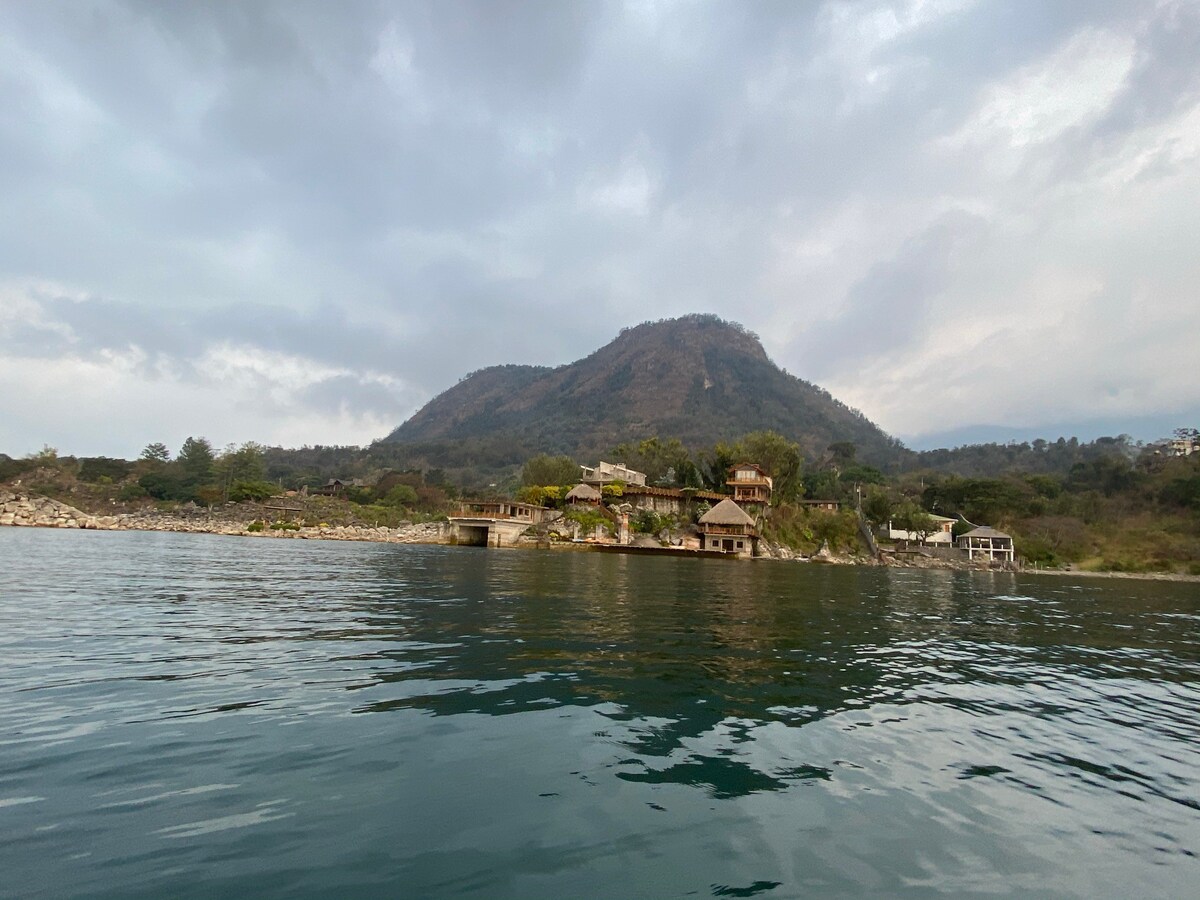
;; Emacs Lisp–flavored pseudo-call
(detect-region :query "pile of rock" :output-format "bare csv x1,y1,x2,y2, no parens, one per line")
0,490,450,547
878,550,995,571
294,522,447,544
0,490,103,529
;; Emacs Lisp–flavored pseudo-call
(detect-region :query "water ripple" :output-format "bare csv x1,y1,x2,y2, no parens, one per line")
1,528,1197,898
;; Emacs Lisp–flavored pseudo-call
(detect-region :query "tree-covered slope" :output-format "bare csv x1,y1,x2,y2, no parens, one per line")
384,315,906,470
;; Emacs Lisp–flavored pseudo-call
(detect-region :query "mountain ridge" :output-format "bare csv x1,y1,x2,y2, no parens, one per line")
384,315,906,474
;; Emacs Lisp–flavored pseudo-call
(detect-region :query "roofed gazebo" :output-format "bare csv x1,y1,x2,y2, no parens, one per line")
957,526,1015,562
565,483,602,504
697,498,758,558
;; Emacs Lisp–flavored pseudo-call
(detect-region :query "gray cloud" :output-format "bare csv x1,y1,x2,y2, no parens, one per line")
1,0,1198,455
794,209,990,377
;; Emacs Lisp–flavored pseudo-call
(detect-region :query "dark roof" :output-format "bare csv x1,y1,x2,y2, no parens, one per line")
961,526,1011,539
622,484,725,501
728,462,769,477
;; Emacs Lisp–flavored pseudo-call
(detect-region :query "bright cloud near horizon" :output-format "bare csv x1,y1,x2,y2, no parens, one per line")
2,0,1198,458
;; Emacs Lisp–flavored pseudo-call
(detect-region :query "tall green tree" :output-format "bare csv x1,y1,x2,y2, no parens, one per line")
737,431,804,502
217,442,266,485
700,442,739,492
609,437,697,486
861,487,895,527
893,500,938,541
140,442,171,463
521,454,579,487
177,437,215,496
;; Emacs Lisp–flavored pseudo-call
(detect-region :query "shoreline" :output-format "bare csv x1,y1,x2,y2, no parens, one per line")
7,518,1199,583
4,490,1198,583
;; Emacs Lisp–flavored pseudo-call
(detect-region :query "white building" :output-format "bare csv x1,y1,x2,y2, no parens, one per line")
1169,437,1198,457
886,514,956,545
580,461,647,487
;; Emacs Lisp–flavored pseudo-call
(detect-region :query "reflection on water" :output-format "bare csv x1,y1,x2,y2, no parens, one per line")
1,528,1198,898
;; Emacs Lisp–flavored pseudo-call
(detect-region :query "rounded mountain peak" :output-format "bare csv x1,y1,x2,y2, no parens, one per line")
604,315,769,362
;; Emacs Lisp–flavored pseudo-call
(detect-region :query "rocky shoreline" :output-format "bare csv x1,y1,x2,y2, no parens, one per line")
0,490,448,545
4,490,1197,581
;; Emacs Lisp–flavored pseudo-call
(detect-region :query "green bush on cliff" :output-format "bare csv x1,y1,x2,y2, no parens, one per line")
118,482,148,501
563,507,612,537
229,480,277,503
766,505,861,555
632,509,672,535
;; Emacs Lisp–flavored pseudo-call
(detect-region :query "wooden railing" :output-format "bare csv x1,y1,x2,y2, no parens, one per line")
698,524,752,536
453,505,536,521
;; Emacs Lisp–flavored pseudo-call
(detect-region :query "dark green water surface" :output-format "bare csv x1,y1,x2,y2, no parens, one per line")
1,528,1198,898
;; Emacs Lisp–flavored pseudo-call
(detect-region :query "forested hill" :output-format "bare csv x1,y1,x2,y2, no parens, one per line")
383,315,906,473
910,435,1147,478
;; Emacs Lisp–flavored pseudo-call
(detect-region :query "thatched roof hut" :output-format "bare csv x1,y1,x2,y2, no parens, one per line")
698,498,756,527
565,483,602,502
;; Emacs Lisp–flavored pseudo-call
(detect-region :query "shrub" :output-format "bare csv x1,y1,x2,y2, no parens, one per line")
78,457,133,483
766,505,861,555
1103,557,1148,573
521,454,579,487
346,486,374,504
381,484,419,507
1017,516,1089,563
118,482,148,501
1015,534,1059,566
246,521,265,532
632,509,671,535
1160,475,1200,510
229,480,277,503
563,507,612,537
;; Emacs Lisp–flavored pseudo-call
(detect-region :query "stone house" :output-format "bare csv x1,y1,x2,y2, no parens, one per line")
449,500,547,547
622,485,725,516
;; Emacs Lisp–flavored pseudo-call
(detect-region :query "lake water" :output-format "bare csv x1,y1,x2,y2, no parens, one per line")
1,528,1197,898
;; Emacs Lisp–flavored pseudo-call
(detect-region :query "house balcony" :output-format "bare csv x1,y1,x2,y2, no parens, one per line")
731,487,771,502
454,503,541,522
698,524,754,537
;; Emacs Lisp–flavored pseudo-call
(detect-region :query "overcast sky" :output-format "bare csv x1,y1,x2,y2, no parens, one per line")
2,0,1198,458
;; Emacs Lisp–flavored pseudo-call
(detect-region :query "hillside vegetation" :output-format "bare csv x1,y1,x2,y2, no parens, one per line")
383,315,907,481
3,427,1197,573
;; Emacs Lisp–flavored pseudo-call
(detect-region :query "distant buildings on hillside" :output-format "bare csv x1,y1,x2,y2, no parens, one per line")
580,461,646,486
